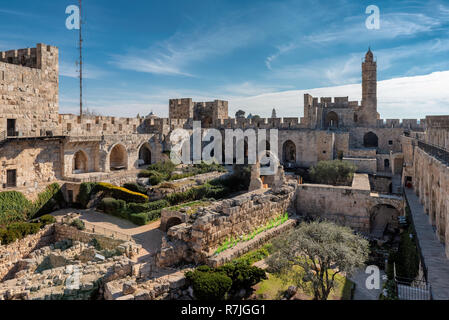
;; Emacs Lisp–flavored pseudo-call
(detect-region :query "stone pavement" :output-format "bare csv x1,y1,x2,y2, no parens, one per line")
405,188,449,300
349,268,386,300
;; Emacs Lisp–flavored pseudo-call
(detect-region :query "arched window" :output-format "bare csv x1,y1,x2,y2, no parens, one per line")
73,150,88,174
384,159,390,169
110,144,128,171
325,111,339,129
363,132,378,148
282,140,296,165
138,143,152,167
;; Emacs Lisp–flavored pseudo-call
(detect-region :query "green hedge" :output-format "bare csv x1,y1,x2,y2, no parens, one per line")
94,182,148,203
0,183,65,226
0,222,42,245
31,183,65,218
129,212,149,226
77,182,97,208
123,182,147,195
39,214,56,226
127,199,169,213
138,161,226,186
0,191,31,226
185,262,266,300
185,268,232,300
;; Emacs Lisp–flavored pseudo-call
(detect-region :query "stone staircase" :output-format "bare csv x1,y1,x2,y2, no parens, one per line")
392,175,402,194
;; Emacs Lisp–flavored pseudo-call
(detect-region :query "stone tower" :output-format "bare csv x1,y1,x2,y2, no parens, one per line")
360,48,378,126
271,108,277,118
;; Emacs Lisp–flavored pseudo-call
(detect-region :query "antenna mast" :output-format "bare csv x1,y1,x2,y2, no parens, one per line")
79,0,83,118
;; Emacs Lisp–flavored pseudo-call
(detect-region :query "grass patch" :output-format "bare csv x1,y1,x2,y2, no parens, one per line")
214,213,288,255
254,266,353,300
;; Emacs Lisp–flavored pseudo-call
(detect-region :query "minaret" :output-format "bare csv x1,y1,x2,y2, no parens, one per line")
271,108,277,118
361,48,378,126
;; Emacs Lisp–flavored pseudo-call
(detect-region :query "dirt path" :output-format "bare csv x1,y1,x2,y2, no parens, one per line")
52,209,164,262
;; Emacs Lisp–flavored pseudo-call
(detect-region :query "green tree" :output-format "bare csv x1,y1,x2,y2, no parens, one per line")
235,110,246,118
267,221,369,300
309,160,356,185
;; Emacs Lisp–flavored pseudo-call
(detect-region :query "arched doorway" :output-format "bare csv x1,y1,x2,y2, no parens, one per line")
363,132,379,148
282,140,296,166
138,143,152,167
73,150,88,174
166,217,182,231
370,204,400,237
110,144,128,171
325,111,339,129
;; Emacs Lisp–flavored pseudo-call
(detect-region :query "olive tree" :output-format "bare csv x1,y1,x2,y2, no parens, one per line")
267,221,369,300
309,160,356,186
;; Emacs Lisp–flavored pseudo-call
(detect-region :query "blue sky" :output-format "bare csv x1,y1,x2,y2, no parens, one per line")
1,0,449,118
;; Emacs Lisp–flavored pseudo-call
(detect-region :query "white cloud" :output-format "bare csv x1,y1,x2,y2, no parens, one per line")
110,23,259,77
228,70,449,120
59,61,109,80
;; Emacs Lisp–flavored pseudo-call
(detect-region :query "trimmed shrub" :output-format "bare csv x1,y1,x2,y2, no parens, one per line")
217,262,267,291
123,182,147,195
127,200,169,213
95,182,148,203
98,197,128,218
0,222,42,245
0,191,32,226
71,219,85,231
185,269,232,300
32,183,66,218
77,182,97,208
39,214,56,225
129,212,149,226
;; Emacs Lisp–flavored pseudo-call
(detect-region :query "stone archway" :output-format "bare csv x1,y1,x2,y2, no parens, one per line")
166,217,182,231
363,132,379,148
325,111,339,129
282,140,296,166
138,143,152,167
370,204,400,237
73,150,88,174
109,144,128,171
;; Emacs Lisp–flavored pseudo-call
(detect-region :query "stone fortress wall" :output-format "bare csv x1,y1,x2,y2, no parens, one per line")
0,44,59,137
157,182,297,267
401,116,449,257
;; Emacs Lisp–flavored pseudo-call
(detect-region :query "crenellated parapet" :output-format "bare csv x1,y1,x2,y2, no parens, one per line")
377,118,426,130
59,114,149,136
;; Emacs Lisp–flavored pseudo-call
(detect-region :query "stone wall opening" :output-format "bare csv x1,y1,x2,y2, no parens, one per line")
166,217,182,231
109,144,128,171
73,150,88,174
325,111,339,129
138,143,152,167
369,204,400,237
282,140,296,167
363,132,379,148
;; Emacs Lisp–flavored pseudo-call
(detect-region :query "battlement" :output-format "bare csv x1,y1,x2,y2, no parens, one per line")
377,118,426,130
426,116,449,128
304,94,361,109
58,114,149,136
0,43,58,69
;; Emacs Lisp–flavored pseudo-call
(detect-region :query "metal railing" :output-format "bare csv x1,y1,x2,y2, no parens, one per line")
417,140,449,165
394,263,431,300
